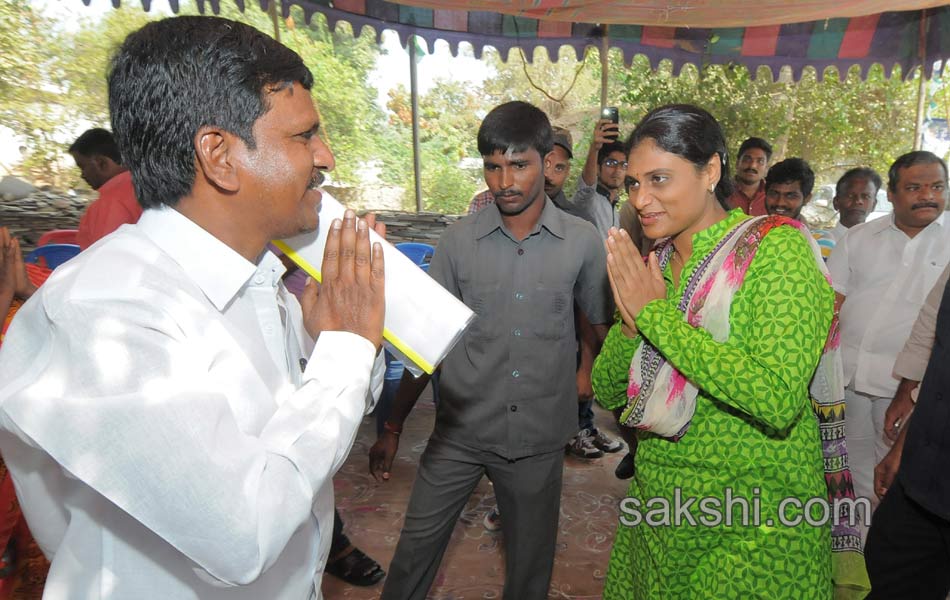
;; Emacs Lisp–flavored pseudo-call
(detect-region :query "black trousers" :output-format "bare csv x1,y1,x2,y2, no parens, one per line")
865,480,950,599
382,436,564,600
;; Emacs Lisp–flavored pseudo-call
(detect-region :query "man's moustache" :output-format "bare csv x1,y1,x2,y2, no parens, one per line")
309,171,325,189
912,201,940,210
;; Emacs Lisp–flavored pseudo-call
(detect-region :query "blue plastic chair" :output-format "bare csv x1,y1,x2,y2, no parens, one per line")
395,242,435,272
25,243,81,269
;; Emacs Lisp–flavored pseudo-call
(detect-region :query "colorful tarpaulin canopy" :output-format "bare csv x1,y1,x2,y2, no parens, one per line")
171,0,950,80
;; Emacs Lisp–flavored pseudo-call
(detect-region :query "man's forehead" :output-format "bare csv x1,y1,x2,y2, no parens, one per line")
768,180,803,193
741,148,766,159
550,145,571,162
484,148,539,162
262,83,318,125
898,162,947,183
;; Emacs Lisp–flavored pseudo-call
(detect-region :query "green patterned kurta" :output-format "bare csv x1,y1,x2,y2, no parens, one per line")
593,210,834,599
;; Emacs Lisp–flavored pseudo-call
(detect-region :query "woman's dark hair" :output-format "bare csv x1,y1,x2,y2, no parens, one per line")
625,104,733,209
108,16,314,209
477,101,552,159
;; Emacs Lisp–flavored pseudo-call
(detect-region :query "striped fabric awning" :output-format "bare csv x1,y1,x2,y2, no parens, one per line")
177,0,950,80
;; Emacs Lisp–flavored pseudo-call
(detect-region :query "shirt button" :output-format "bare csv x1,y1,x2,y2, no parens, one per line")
513,328,521,336
517,248,525,255
253,274,265,285
512,370,520,378
510,405,518,412
514,292,524,301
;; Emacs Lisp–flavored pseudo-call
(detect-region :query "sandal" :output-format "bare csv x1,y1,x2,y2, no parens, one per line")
325,546,385,586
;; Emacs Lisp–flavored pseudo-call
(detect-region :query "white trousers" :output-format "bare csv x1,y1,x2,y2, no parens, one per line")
844,385,892,547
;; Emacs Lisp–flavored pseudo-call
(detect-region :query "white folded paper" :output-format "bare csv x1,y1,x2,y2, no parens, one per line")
273,192,474,375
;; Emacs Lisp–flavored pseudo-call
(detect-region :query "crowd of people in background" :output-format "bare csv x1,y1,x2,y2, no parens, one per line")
0,13,949,600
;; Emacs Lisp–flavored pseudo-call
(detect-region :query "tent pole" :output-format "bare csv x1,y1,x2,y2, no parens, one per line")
600,25,609,109
913,9,929,151
409,34,423,212
268,0,281,42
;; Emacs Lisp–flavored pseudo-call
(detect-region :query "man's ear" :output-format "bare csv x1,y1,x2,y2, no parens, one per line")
543,150,554,170
803,193,813,206
94,155,117,174
194,126,240,193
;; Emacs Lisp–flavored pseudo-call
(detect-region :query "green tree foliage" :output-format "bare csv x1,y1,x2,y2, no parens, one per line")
2,0,384,190
381,78,484,213
616,56,920,182
0,0,75,183
1,1,930,213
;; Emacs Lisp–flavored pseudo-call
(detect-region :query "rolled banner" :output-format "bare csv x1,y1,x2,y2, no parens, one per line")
273,192,474,375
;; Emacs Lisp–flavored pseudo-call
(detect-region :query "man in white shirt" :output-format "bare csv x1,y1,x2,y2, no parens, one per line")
0,16,385,599
831,167,883,240
827,150,950,541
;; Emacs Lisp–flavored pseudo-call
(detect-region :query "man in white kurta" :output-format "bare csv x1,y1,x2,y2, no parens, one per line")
0,16,385,599
827,151,950,542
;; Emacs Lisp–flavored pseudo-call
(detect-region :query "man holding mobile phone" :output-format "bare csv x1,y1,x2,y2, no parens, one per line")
560,111,628,460
570,111,626,239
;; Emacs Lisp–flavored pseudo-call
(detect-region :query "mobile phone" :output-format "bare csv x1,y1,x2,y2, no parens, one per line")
601,106,619,124
601,106,619,140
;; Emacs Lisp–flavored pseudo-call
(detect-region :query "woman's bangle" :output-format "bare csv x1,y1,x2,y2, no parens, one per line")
383,421,402,436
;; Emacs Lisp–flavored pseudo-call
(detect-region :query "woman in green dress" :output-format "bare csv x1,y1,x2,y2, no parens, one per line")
593,105,868,599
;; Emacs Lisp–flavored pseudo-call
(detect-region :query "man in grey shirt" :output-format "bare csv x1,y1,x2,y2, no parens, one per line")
369,101,612,600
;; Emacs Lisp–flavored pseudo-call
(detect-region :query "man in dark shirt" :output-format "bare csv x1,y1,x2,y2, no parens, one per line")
369,101,612,600
728,136,772,215
865,273,950,598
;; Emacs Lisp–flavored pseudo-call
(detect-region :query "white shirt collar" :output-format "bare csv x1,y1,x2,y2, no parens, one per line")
136,207,263,311
884,210,945,234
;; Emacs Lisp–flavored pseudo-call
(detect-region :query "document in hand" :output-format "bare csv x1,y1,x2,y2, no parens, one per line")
273,192,474,375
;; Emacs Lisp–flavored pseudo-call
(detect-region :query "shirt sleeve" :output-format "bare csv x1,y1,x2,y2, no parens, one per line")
0,295,376,587
573,224,613,325
568,177,599,222
826,228,851,295
592,320,642,411
634,226,833,433
428,227,461,300
893,263,950,381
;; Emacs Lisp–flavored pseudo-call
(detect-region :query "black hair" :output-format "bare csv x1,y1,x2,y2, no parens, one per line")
835,167,882,197
598,141,626,165
765,158,815,198
68,128,122,164
108,16,314,209
625,104,733,209
738,137,773,162
477,101,552,159
887,151,949,193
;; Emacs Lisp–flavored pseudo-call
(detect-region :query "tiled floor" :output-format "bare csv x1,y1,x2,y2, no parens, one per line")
323,386,628,599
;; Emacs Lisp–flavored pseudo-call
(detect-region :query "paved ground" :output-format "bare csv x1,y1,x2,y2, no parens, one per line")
323,385,628,600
